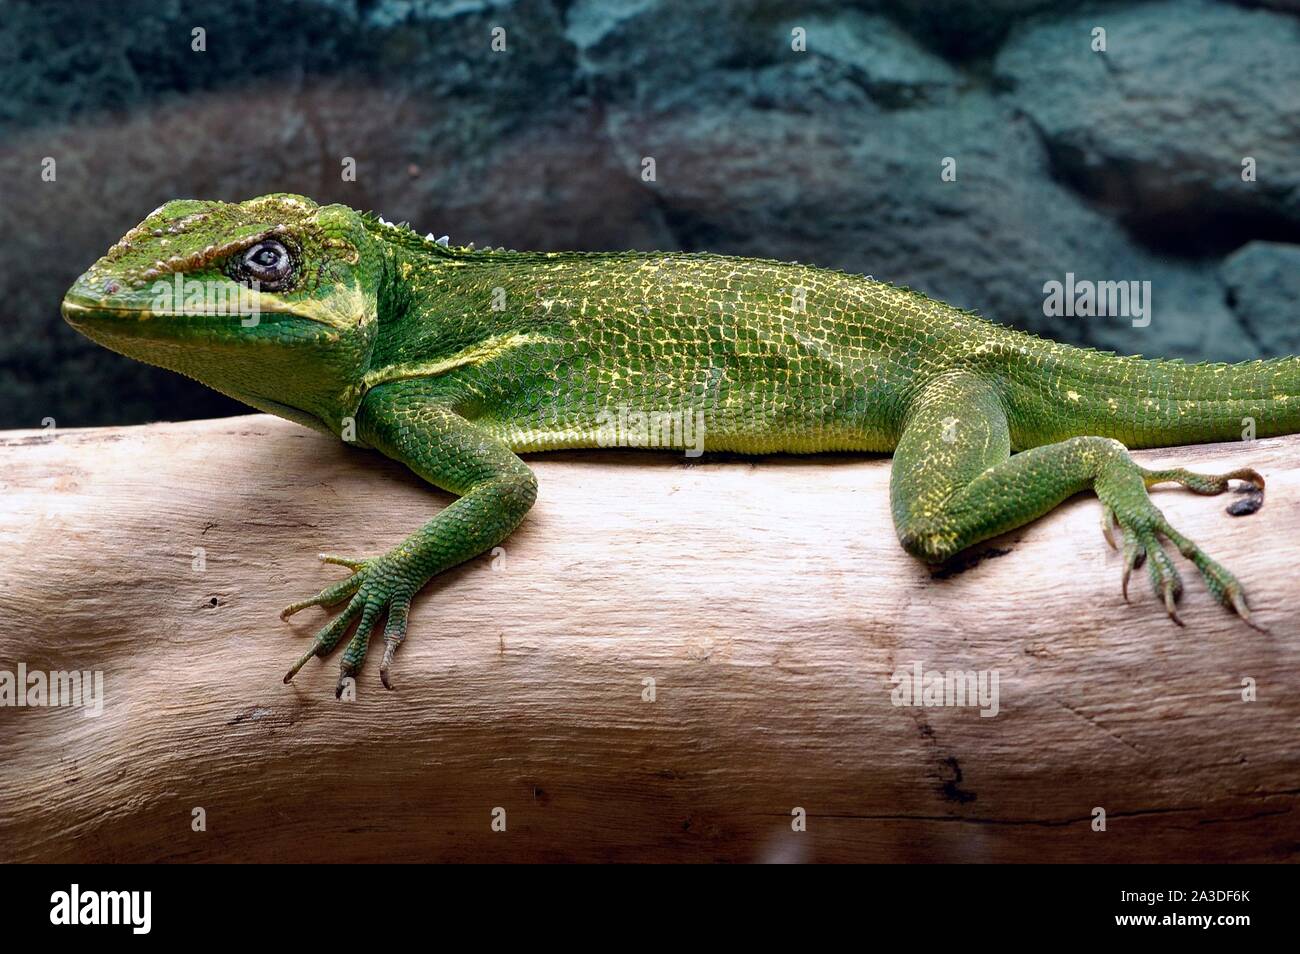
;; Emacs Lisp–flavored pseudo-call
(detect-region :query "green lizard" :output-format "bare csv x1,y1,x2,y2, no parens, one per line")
63,194,1287,694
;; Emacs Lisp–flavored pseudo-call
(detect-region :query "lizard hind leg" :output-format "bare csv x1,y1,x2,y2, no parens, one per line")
890,371,1264,629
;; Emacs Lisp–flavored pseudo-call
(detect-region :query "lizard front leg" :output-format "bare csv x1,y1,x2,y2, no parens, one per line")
282,381,537,694
891,370,1263,626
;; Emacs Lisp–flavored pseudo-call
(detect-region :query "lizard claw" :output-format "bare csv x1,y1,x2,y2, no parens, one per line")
1228,586,1267,633
283,644,319,684
1161,576,1184,626
1120,537,1144,602
378,595,412,691
1146,538,1185,625
1101,504,1119,550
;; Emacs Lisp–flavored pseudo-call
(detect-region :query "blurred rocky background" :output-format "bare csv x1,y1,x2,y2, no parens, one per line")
1,0,1297,427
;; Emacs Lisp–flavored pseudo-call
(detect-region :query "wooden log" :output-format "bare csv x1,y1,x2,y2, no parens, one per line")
0,414,1296,863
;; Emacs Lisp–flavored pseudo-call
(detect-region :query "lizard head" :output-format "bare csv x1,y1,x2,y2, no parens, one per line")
62,193,384,431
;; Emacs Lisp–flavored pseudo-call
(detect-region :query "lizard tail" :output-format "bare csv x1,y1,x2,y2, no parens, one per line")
1008,346,1300,450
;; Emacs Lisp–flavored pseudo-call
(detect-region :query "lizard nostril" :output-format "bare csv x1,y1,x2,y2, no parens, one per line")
103,279,121,295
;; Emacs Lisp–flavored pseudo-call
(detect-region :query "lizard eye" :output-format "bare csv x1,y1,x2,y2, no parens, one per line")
237,240,294,289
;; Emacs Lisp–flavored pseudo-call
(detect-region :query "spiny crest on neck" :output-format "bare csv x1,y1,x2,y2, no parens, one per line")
360,209,520,256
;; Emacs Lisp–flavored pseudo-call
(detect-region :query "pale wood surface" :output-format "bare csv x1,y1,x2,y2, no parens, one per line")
0,414,1296,863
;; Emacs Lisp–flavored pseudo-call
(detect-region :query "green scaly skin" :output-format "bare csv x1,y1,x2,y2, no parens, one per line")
63,194,1293,693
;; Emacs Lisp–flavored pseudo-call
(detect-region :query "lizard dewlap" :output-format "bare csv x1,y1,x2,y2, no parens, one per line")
63,194,1297,693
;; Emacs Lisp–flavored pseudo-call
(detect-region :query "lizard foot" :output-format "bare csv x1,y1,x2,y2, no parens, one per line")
281,553,415,694
1098,462,1264,631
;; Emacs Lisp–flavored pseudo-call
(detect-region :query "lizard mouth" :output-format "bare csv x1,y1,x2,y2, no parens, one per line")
61,295,298,324
62,277,372,333
60,296,149,336
60,295,110,322
60,289,339,360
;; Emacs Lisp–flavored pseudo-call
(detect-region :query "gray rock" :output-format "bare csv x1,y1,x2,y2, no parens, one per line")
864,0,1076,60
1221,242,1300,354
779,11,963,108
567,3,965,110
1224,0,1300,13
566,0,790,110
995,0,1300,250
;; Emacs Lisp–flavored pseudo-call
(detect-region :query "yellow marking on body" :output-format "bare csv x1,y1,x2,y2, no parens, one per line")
1066,389,1080,401
362,331,559,390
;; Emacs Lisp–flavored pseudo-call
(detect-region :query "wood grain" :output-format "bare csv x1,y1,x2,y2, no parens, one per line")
0,414,1296,862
